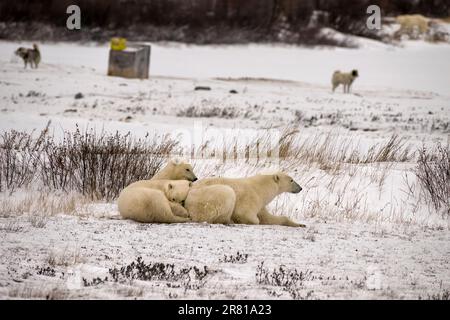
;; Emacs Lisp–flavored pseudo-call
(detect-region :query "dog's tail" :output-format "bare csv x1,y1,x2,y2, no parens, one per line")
33,44,41,65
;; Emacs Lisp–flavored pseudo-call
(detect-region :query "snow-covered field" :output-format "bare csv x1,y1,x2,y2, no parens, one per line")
0,40,449,299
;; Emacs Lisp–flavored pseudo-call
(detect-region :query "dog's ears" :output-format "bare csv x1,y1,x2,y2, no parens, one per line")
273,174,280,183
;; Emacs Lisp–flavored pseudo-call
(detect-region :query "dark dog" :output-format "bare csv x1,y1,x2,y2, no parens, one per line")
15,44,41,69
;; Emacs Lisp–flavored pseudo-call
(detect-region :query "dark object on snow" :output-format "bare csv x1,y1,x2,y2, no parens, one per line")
229,90,238,94
194,86,211,91
64,109,77,113
108,43,151,79
74,92,84,99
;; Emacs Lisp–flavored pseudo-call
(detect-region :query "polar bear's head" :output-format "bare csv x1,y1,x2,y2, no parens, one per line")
166,158,198,182
164,180,192,204
273,172,302,194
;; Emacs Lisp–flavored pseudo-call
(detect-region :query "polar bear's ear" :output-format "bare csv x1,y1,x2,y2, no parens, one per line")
170,157,186,166
273,174,280,183
170,157,182,165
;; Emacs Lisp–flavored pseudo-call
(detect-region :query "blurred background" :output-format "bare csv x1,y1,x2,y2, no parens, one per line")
1,0,449,46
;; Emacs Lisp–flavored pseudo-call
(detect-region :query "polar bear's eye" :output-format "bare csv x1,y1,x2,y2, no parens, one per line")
186,168,190,172
290,179,293,182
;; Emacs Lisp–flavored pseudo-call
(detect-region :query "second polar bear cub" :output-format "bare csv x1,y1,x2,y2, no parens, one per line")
118,179,192,223
332,69,358,93
185,185,236,224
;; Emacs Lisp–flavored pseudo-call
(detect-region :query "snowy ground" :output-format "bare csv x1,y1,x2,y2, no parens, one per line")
0,40,449,299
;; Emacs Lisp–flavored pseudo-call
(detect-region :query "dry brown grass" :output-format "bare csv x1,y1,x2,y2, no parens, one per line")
8,285,70,300
0,192,87,218
192,126,413,173
46,247,85,267
415,143,450,217
1,125,179,200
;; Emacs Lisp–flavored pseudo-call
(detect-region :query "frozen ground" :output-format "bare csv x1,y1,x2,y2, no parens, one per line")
0,40,449,299
0,214,449,299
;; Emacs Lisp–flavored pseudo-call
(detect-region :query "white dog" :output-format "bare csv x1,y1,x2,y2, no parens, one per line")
332,69,358,93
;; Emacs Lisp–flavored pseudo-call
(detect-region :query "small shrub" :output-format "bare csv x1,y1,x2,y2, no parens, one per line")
0,125,48,192
220,251,249,264
415,144,450,216
256,262,313,288
36,266,56,277
177,106,240,119
420,289,450,300
0,125,178,200
255,262,314,300
108,256,209,283
83,277,108,287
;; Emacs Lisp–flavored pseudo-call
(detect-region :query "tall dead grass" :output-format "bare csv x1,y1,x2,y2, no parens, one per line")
0,125,179,200
415,143,450,217
277,127,413,167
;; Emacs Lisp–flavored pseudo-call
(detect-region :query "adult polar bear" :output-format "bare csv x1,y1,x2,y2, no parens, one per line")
186,172,306,227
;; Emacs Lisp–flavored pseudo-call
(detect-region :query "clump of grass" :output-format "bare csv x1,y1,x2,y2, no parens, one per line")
108,256,209,283
28,214,48,228
0,221,23,232
220,251,249,264
79,257,211,293
8,285,70,300
419,289,450,300
46,247,84,267
415,143,450,217
0,192,86,218
256,262,313,287
278,128,413,165
36,266,56,277
39,126,179,200
0,125,179,200
83,277,108,287
0,124,48,192
256,262,314,300
177,105,240,119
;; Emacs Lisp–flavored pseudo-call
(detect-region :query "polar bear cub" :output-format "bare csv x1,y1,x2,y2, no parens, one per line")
118,180,191,223
185,185,236,224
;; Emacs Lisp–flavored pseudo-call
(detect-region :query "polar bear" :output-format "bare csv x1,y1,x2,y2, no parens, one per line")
185,185,236,224
118,180,191,223
152,158,198,181
396,14,430,38
191,172,306,227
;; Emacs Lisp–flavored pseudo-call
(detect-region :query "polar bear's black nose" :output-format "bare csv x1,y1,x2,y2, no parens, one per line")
192,177,198,182
292,182,302,193
181,200,185,206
